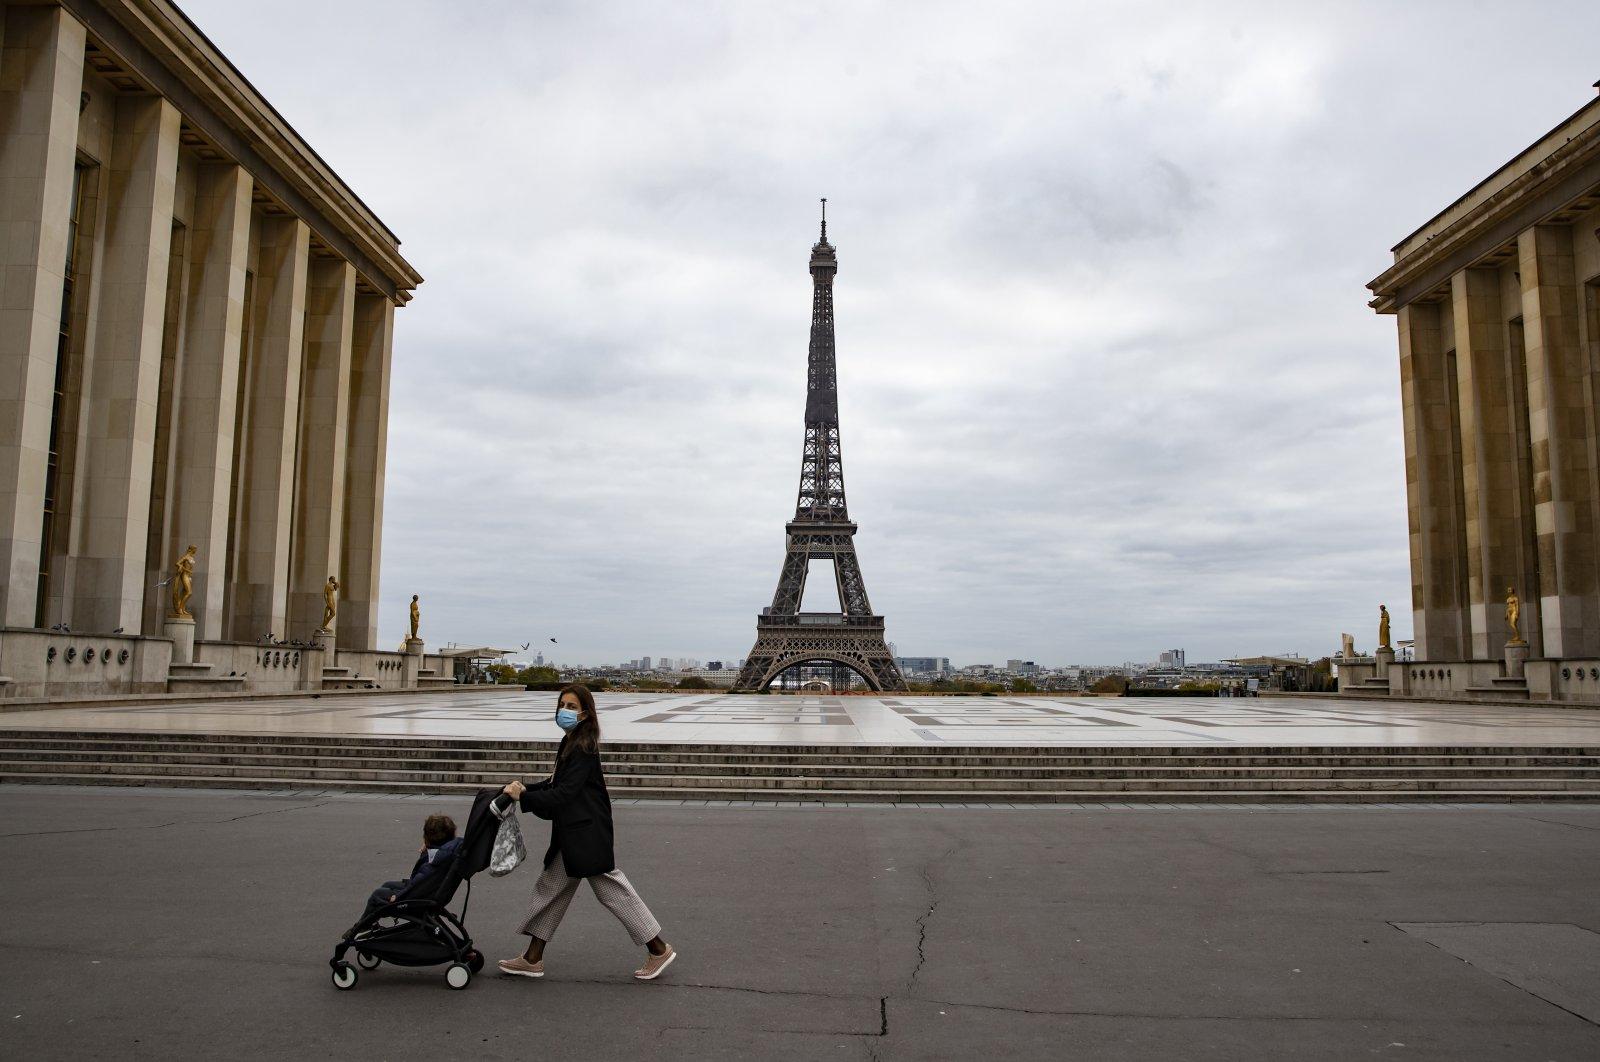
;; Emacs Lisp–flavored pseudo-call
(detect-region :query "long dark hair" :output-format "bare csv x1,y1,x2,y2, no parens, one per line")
558,683,600,758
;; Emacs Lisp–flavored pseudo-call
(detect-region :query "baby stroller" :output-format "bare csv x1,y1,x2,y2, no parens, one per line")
330,788,505,990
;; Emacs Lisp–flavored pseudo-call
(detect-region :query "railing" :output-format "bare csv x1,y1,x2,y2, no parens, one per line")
757,613,884,628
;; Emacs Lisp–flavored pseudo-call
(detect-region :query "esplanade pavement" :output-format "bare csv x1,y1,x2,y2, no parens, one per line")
3,691,1598,802
3,690,1600,746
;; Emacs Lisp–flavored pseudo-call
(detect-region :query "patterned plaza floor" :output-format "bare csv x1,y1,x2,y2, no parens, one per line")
3,690,1599,746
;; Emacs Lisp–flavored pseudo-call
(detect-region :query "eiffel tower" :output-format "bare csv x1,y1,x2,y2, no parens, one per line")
733,203,907,693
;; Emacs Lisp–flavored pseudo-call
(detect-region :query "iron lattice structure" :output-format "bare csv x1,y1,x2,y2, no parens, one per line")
733,206,907,693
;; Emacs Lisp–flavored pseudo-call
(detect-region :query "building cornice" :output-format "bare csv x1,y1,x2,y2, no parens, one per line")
61,0,422,304
1367,99,1600,315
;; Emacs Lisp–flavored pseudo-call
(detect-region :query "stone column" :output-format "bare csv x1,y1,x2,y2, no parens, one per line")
229,216,308,641
1450,267,1528,658
69,95,181,634
1398,301,1468,661
1374,645,1395,679
339,294,394,651
288,258,354,639
164,614,194,665
1518,224,1600,659
404,635,423,688
0,6,86,626
167,163,252,641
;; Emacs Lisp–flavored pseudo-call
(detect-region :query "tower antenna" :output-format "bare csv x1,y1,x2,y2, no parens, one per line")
820,197,827,241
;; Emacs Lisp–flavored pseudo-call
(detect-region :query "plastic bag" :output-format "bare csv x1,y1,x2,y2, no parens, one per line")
489,798,527,877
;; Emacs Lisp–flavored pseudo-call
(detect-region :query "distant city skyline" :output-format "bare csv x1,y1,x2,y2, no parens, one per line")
502,645,1317,671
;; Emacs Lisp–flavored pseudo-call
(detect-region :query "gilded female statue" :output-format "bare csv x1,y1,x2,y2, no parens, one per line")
409,594,420,640
170,545,197,619
1505,587,1523,645
320,575,340,632
1378,604,1391,650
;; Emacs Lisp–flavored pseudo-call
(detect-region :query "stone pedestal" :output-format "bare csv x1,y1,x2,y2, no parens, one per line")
1375,646,1395,679
403,637,423,688
164,616,196,665
311,628,333,653
1504,642,1529,679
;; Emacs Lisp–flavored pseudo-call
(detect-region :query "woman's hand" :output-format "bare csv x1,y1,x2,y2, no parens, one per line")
503,780,526,799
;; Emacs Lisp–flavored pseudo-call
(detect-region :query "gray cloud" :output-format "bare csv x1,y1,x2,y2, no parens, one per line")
182,0,1600,664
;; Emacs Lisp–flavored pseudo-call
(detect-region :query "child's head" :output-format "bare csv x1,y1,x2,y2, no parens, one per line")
423,814,456,847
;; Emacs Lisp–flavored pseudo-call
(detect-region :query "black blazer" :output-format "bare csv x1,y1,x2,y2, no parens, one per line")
518,735,615,878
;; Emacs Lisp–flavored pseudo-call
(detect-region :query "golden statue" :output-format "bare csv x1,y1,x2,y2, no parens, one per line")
409,594,420,640
170,545,197,619
1505,586,1524,646
1378,604,1391,650
319,575,339,632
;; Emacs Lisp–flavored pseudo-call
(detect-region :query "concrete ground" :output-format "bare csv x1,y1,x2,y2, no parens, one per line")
6,689,1600,746
2,785,1597,1061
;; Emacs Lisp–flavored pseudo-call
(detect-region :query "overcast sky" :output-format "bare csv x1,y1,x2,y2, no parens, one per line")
185,0,1600,666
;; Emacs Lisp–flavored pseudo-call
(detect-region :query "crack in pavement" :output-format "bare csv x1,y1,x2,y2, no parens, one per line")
557,976,866,1006
907,842,959,992
0,821,183,838
215,800,332,823
0,799,332,838
1387,922,1600,1030
902,995,1545,1024
1517,816,1600,833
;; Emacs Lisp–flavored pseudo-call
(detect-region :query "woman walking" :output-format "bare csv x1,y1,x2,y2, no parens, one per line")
497,684,676,981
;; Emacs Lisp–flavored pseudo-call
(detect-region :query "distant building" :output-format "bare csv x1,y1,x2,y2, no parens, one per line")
1158,649,1186,668
678,667,737,687
896,656,950,676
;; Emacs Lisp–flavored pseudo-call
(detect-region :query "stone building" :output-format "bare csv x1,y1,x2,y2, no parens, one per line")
1363,86,1600,704
0,0,446,698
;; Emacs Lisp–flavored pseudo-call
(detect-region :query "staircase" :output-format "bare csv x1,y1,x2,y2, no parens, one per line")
2,731,1598,801
165,663,245,694
1465,676,1531,700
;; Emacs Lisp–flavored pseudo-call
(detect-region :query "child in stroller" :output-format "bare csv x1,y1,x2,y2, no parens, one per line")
350,813,460,935
330,787,505,990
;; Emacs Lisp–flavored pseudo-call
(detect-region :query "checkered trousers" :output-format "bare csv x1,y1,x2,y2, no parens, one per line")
518,852,662,946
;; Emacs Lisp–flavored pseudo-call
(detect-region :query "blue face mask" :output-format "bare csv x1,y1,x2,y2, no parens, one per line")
555,707,580,732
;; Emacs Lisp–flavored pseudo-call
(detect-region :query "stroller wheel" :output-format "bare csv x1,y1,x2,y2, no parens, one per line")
467,950,484,974
331,962,358,990
445,963,471,990
356,950,381,971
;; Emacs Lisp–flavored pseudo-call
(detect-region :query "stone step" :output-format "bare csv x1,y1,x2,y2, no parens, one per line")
165,677,245,693
7,737,1600,770
3,771,1598,803
1465,685,1531,698
4,750,1600,780
12,729,1600,764
5,730,1598,759
3,759,1597,792
6,738,1600,770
